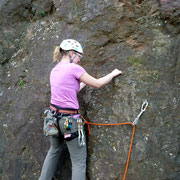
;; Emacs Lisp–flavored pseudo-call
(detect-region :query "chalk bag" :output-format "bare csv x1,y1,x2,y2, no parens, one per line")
43,111,59,137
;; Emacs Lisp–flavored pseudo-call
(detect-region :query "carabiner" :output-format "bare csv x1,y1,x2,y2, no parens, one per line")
141,100,149,112
133,100,149,126
80,128,85,146
77,119,81,146
77,118,86,147
44,109,49,114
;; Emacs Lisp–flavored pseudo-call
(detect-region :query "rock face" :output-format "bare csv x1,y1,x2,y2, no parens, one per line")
0,0,180,180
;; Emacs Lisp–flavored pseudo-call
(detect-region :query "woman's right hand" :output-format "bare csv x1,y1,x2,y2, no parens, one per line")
79,69,123,89
111,69,122,77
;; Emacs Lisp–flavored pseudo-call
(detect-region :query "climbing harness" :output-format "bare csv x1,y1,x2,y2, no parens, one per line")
81,100,149,180
43,105,86,145
77,118,86,147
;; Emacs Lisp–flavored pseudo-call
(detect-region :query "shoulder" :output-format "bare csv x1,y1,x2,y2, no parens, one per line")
71,63,82,68
70,63,85,71
70,63,86,79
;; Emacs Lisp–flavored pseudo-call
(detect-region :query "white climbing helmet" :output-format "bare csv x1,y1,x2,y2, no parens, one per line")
60,39,83,54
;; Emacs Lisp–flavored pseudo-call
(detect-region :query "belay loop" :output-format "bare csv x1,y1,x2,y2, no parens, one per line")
133,100,149,126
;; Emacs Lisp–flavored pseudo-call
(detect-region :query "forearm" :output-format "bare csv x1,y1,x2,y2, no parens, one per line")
79,69,122,89
97,72,114,87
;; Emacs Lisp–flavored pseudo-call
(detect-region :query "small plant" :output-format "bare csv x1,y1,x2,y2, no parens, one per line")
41,10,45,17
129,56,143,66
19,80,25,87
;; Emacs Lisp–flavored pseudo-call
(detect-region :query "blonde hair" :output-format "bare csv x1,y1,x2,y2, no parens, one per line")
53,46,60,62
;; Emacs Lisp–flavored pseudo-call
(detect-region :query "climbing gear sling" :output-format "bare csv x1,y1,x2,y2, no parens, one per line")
81,100,149,180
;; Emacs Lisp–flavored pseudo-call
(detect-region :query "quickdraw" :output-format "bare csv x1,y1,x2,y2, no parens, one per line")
77,118,86,147
133,100,148,126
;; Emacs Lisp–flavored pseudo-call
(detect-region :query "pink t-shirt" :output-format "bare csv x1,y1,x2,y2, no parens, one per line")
50,62,86,109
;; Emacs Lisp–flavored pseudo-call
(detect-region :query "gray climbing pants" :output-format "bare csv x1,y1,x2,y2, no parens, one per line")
39,115,87,180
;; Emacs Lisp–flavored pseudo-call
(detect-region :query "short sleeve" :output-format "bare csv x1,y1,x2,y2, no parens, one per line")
72,64,86,79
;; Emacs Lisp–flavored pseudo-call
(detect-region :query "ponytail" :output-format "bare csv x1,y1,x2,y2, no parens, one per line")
53,46,60,62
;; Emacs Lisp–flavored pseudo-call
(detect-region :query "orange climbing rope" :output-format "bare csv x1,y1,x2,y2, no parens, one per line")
81,100,148,180
81,116,135,180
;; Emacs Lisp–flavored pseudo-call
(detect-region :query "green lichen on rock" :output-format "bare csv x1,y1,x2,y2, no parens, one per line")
128,56,159,82
128,56,143,66
136,68,160,82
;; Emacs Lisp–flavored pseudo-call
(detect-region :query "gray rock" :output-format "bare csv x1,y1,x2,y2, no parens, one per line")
0,0,180,180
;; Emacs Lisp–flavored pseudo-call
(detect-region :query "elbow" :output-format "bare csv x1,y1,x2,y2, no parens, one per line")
94,81,103,88
94,85,100,88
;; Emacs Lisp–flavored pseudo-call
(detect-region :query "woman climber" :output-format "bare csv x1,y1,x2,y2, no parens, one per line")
39,39,122,180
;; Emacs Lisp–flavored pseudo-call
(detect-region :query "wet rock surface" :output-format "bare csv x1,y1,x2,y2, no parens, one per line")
0,0,180,180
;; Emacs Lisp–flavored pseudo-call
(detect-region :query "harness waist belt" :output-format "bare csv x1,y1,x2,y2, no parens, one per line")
50,105,79,114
